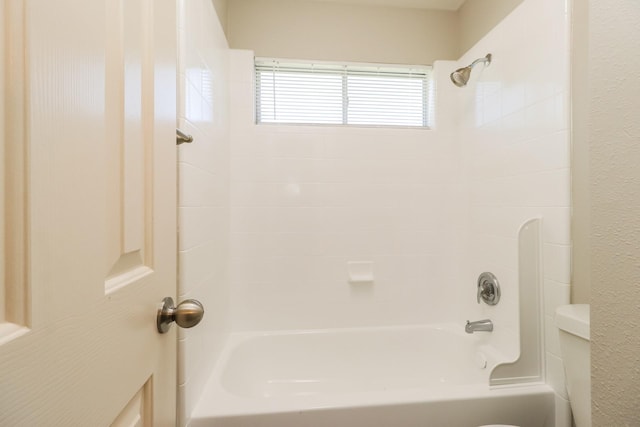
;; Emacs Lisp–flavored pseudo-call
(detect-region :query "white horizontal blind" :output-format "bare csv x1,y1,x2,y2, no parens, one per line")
255,59,432,128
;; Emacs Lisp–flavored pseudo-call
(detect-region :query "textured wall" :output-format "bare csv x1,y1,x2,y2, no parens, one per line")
227,0,459,65
589,1,640,425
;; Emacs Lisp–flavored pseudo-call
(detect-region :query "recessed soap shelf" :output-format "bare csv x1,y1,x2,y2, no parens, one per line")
347,261,374,284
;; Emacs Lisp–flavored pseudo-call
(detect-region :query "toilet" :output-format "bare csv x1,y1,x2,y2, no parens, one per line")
555,304,591,427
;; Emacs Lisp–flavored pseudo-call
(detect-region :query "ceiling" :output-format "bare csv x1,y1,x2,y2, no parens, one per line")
278,0,467,11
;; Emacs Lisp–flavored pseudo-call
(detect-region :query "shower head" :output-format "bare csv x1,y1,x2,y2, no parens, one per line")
450,53,492,87
450,67,472,87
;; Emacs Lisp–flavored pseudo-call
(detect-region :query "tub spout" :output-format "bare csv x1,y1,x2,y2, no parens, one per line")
465,319,493,333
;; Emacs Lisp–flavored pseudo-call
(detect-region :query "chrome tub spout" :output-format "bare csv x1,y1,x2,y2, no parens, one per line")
465,319,493,333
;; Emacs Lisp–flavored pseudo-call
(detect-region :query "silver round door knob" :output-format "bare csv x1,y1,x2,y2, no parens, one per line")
157,297,204,334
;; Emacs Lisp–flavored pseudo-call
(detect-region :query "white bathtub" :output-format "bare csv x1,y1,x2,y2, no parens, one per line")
191,324,555,427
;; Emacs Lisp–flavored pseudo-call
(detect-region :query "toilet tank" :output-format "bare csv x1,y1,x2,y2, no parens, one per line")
555,304,590,427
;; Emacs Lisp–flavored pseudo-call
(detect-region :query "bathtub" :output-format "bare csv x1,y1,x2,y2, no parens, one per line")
190,324,555,427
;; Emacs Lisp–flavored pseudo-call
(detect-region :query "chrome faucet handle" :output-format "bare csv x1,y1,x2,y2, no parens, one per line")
477,272,501,305
477,282,494,303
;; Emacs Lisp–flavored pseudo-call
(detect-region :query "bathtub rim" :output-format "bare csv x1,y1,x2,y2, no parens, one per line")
191,323,548,419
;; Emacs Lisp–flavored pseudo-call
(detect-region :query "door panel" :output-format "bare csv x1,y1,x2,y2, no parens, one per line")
105,0,155,293
0,0,177,425
111,380,152,427
1,0,28,335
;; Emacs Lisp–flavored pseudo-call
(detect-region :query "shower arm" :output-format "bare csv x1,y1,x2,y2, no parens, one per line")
469,54,492,69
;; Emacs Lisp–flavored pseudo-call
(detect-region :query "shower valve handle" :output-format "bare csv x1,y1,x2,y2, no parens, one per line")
477,272,501,306
478,283,492,303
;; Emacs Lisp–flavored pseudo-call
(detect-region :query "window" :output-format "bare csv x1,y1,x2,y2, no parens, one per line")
255,58,433,128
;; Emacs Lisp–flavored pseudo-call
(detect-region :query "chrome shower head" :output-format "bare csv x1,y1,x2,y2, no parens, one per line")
450,53,492,87
450,67,472,87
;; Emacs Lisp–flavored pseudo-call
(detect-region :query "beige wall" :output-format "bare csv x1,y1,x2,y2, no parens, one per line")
227,0,459,65
226,0,527,65
212,0,228,35
589,1,640,425
456,0,522,55
571,0,590,304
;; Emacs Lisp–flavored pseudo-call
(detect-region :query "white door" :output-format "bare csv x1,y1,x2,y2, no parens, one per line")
0,0,178,425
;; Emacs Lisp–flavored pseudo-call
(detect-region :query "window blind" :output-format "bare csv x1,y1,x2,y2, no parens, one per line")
255,59,432,128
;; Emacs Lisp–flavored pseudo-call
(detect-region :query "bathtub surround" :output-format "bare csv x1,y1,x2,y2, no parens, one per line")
177,0,231,425
229,0,570,341
229,51,462,331
490,219,544,389
185,0,571,424
219,0,571,423
456,0,572,423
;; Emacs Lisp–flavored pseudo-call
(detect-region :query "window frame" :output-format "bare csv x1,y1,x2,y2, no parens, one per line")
254,58,434,130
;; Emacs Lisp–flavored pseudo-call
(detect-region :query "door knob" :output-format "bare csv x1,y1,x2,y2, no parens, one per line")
157,297,204,333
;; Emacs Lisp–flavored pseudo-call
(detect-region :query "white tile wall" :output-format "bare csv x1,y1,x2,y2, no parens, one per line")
229,0,569,332
177,1,230,426
229,50,464,331
224,0,570,421
453,0,571,422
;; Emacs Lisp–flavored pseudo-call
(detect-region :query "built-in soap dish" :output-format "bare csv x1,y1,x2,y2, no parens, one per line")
347,261,374,284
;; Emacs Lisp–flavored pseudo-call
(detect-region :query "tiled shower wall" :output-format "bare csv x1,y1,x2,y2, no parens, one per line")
453,0,572,424
229,50,464,331
177,0,230,425
227,0,571,422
